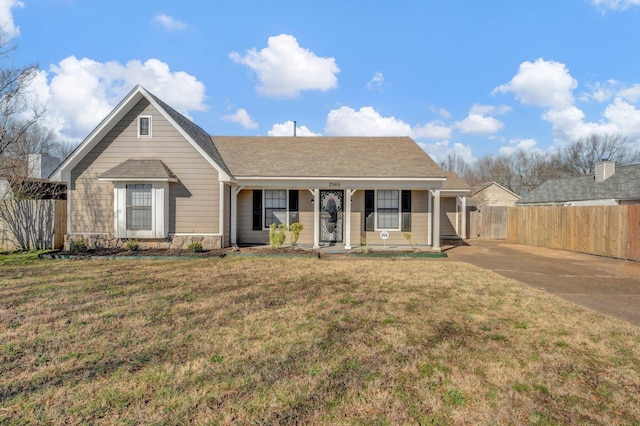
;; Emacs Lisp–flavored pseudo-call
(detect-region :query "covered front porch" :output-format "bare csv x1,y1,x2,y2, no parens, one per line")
225,178,467,252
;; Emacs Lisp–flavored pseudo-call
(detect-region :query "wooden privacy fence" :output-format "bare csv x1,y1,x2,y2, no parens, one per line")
469,206,508,239
507,205,640,262
0,200,67,250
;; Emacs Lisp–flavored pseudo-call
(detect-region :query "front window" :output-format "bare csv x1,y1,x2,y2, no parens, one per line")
376,190,399,229
265,189,287,226
126,184,152,230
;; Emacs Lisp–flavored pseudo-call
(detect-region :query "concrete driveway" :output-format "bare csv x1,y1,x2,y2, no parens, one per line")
444,239,640,327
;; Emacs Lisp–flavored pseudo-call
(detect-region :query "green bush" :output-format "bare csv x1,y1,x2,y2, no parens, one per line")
358,237,370,254
69,239,87,253
289,222,304,248
188,242,203,253
123,240,140,251
269,223,287,248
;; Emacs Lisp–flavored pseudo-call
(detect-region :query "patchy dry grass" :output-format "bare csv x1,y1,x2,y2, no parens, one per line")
0,255,638,425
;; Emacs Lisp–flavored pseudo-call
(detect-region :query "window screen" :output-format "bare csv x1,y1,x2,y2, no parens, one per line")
126,184,152,230
376,190,399,229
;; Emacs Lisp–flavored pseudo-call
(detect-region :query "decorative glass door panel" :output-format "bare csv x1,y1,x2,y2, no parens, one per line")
320,190,343,243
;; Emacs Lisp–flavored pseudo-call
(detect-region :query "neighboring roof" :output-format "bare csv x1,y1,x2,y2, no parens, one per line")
212,136,445,179
517,164,640,205
469,182,519,198
441,171,470,190
99,159,178,181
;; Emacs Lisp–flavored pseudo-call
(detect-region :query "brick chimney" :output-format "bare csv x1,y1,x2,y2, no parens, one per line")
594,160,615,183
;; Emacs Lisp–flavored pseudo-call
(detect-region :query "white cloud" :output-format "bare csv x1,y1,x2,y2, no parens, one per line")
603,97,640,136
324,106,412,136
455,113,504,135
470,104,511,115
498,138,541,156
418,140,477,165
366,71,384,91
268,120,320,137
152,13,188,31
617,84,640,102
221,108,258,129
0,0,23,39
543,105,618,142
591,0,640,10
494,58,577,109
430,106,452,119
412,121,452,140
26,56,207,142
579,80,619,102
229,34,340,98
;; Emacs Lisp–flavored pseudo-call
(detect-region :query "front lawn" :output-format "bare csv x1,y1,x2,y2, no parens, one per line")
0,256,638,424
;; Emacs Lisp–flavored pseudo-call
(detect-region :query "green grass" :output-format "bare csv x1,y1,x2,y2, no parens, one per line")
0,250,49,266
0,255,638,424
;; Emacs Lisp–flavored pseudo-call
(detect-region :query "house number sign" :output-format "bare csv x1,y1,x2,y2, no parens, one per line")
329,181,341,187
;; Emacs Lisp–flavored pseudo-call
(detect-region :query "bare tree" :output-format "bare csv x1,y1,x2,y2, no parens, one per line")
440,152,473,182
509,150,564,195
0,31,66,250
465,150,564,195
560,133,640,176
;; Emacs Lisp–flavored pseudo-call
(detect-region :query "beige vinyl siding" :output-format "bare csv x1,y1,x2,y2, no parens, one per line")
70,98,220,235
296,194,314,246
440,197,458,237
474,185,519,207
237,189,314,246
358,190,429,246
411,190,429,244
237,190,268,245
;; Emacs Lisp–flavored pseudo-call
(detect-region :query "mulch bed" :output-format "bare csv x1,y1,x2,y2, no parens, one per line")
53,246,314,258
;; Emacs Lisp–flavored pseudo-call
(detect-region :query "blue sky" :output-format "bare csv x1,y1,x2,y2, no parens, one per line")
3,0,640,164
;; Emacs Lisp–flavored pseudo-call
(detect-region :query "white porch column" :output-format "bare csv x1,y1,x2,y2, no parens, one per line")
344,189,354,249
219,181,225,246
432,189,441,251
230,186,243,246
460,196,467,240
427,190,432,246
313,188,320,249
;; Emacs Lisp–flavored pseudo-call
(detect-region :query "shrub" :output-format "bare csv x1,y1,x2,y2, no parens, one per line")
289,222,304,248
69,238,87,253
269,223,287,248
358,237,370,254
403,232,419,252
188,242,203,253
123,240,140,251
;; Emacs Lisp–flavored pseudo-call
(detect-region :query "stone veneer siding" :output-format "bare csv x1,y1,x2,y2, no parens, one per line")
64,234,223,251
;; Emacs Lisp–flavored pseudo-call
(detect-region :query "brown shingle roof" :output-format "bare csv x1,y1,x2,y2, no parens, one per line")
99,159,178,181
212,136,445,179
441,171,470,190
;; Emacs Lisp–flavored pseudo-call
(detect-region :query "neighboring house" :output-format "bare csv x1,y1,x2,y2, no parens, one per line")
469,182,520,207
517,161,640,206
1,154,65,200
51,85,467,251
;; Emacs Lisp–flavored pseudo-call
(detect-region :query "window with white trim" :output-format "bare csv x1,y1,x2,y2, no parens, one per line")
264,189,287,227
258,189,299,229
126,184,152,230
376,190,400,230
138,115,152,137
113,181,169,239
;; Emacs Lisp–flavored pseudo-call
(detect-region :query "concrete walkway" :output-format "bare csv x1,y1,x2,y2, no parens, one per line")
444,240,640,327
